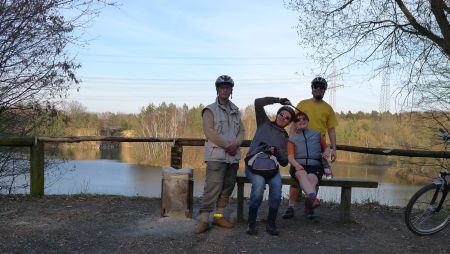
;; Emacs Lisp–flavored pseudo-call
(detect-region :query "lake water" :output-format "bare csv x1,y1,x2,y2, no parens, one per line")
30,159,428,207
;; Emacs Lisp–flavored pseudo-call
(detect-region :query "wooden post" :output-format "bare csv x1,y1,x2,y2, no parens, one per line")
340,186,352,223
30,138,44,197
170,140,183,169
186,178,193,218
160,178,165,217
237,181,244,222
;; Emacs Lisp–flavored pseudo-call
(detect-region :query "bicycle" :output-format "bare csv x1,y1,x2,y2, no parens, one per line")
404,128,450,236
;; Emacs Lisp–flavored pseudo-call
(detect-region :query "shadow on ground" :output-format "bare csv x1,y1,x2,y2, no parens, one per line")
0,195,448,254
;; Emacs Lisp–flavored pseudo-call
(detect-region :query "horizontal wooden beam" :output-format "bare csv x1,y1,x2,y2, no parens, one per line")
236,175,378,188
235,175,378,223
37,136,178,143
337,145,450,158
0,136,448,158
0,136,35,146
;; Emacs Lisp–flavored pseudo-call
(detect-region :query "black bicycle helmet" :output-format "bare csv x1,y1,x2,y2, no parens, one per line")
277,106,295,122
215,75,234,87
311,76,328,89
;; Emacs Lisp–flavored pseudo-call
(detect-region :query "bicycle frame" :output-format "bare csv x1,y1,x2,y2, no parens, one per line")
432,172,449,188
432,172,449,213
432,130,450,213
404,129,450,236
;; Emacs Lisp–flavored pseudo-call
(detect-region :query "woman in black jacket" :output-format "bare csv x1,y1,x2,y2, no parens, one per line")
245,97,294,235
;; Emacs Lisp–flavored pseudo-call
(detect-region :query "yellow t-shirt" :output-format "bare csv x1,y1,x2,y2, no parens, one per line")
296,98,338,138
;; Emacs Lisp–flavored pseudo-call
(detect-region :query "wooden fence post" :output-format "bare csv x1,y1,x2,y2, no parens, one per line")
340,186,352,223
170,140,183,169
237,181,244,222
30,138,44,197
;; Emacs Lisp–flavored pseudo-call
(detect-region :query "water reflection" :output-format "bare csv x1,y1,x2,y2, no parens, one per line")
29,146,443,207
35,159,429,207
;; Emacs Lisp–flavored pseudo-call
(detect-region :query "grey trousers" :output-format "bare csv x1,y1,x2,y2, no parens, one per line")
199,161,239,214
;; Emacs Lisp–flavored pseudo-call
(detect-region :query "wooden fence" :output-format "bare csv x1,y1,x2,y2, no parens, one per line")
1,136,449,197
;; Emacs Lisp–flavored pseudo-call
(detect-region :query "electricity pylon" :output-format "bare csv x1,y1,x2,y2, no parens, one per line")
328,65,343,109
379,66,391,113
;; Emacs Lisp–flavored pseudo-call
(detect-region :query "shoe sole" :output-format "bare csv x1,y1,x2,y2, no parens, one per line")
282,209,294,219
212,222,234,228
246,230,258,235
266,230,280,236
194,226,210,234
307,214,318,219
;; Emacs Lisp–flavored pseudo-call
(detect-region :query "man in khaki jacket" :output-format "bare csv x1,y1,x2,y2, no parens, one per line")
194,75,245,234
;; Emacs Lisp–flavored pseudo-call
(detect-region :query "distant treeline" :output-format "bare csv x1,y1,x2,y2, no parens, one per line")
4,101,445,191
33,101,448,166
16,102,442,178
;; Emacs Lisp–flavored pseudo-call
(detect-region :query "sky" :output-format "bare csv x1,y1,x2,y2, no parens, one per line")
66,0,393,114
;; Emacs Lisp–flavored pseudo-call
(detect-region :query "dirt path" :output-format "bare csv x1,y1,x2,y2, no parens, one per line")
0,195,448,254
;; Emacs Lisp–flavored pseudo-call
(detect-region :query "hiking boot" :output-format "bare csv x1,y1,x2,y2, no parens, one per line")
266,222,279,235
194,221,210,234
266,208,279,236
213,217,234,228
282,207,294,219
246,206,258,235
246,224,258,235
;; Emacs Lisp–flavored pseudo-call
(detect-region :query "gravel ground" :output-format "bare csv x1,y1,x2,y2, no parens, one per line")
0,195,449,254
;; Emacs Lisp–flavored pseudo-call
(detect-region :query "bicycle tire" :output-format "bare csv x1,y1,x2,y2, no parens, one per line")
405,183,450,236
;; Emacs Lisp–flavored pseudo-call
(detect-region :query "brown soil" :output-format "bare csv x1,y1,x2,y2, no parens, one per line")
0,195,448,254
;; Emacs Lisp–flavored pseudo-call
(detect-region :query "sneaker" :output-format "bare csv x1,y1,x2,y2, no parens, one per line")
282,207,294,219
324,168,333,179
194,221,210,234
306,196,320,209
212,217,234,228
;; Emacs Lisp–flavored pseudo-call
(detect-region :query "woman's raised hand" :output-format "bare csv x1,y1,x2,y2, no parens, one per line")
279,98,291,105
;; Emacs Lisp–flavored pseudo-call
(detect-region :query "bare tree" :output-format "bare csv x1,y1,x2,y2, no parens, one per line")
0,0,113,193
285,0,449,120
0,0,114,132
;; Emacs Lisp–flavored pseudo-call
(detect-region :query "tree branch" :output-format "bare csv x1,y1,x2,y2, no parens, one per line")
430,0,450,57
395,0,445,53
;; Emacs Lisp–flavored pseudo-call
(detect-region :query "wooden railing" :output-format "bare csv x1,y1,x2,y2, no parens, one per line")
1,136,449,197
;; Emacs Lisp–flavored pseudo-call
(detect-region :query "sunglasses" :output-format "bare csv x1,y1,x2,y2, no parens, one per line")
278,112,291,121
312,84,326,90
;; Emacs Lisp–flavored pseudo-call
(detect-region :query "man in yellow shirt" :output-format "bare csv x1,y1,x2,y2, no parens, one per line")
282,76,338,219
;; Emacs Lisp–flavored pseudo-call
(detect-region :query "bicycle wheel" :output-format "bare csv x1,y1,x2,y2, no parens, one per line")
405,183,450,236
